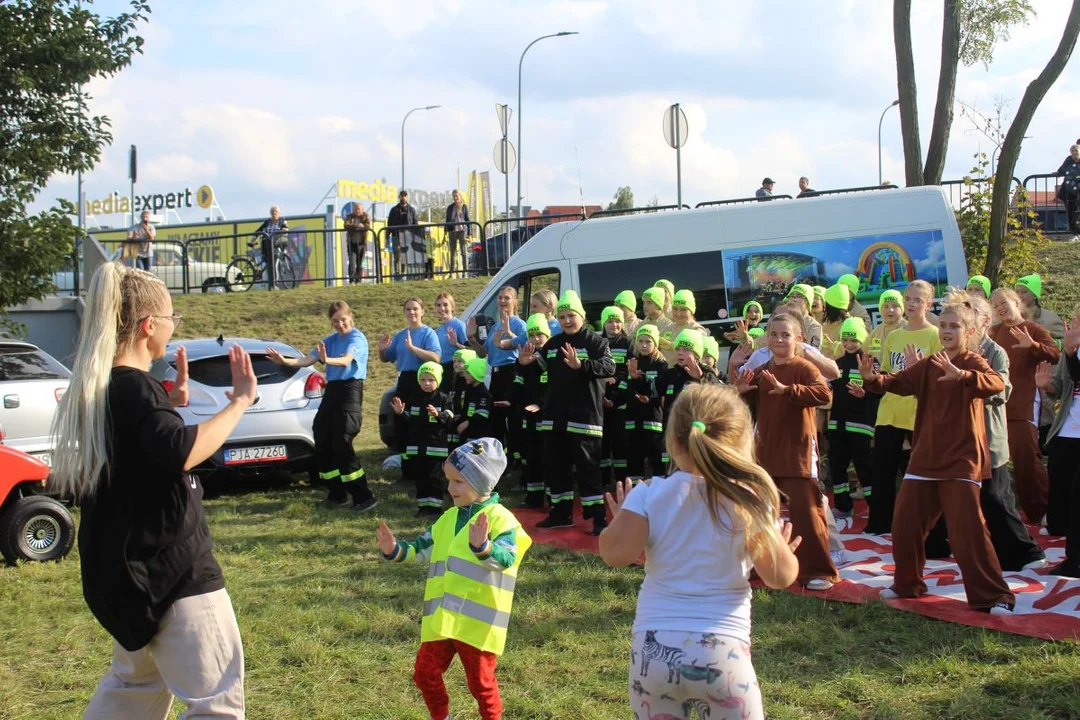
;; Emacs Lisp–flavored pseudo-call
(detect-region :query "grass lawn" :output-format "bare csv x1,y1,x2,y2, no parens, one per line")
3,245,1080,719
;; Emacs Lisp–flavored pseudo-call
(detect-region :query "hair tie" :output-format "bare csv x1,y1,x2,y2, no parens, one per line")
691,421,706,432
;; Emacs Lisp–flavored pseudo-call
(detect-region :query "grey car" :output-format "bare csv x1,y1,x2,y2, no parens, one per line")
150,337,323,479
0,342,71,466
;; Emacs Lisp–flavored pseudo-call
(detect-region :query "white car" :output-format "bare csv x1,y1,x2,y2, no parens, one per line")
52,244,233,294
0,341,71,467
150,337,323,480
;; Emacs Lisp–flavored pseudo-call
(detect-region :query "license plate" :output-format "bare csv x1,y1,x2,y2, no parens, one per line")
35,453,52,468
223,445,287,465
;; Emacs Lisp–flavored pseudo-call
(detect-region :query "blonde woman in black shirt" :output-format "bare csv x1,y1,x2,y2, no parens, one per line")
52,262,257,718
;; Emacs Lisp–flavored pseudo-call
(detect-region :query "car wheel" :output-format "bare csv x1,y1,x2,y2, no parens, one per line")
201,277,229,294
0,495,76,563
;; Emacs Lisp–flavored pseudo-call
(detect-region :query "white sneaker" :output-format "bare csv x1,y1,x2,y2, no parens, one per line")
830,549,847,566
1039,515,1048,527
382,454,402,471
880,588,901,600
805,578,834,591
1021,558,1048,571
988,602,1015,615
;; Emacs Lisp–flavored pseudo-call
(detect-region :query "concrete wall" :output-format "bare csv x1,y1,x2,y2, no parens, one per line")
6,297,84,368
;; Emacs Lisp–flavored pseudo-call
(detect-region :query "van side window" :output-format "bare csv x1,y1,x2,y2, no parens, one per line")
577,251,726,327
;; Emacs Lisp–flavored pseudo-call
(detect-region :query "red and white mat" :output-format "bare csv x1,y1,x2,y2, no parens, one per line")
514,501,1080,642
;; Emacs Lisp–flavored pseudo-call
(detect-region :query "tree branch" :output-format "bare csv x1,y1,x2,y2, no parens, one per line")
894,0,925,186
924,0,961,185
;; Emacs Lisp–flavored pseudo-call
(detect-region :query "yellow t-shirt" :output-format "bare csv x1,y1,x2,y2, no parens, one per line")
875,325,941,430
867,319,907,363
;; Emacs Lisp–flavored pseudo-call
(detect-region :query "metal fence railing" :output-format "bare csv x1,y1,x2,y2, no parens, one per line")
1020,173,1071,235
695,195,793,208
374,221,487,283
590,204,690,218
481,213,585,276
939,176,1022,211
808,184,898,197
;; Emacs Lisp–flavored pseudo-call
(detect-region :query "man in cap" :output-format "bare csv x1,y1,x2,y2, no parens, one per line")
756,177,776,199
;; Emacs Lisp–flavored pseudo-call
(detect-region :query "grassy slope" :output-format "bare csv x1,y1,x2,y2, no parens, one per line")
2,247,1079,719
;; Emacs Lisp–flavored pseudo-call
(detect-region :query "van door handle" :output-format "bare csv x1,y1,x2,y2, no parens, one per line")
3,395,19,409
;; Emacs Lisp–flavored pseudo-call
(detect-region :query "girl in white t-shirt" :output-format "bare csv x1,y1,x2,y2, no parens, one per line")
599,384,801,720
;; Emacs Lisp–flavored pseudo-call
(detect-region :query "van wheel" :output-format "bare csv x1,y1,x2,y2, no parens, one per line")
0,495,76,563
202,278,229,294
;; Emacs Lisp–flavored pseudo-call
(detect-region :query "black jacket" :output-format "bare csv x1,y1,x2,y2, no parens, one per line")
388,202,419,229
400,389,453,456
445,202,471,230
828,352,880,436
659,364,721,427
456,381,492,442
605,333,633,406
618,354,667,432
541,326,615,434
511,353,548,431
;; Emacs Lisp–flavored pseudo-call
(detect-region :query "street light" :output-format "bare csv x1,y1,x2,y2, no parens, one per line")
516,31,578,221
401,105,441,192
878,99,900,186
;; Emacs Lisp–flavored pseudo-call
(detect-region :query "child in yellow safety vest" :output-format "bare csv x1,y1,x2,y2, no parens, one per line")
377,437,532,720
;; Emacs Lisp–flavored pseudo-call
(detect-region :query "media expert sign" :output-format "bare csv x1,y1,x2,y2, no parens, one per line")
84,185,215,216
335,179,455,210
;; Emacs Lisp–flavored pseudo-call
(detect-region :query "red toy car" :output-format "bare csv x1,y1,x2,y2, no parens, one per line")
0,426,75,563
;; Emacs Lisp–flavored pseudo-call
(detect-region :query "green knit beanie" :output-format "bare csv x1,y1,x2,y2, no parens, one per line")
966,275,992,298
642,287,667,310
747,327,765,338
526,313,552,338
453,348,477,364
786,283,815,306
614,290,637,312
601,306,624,328
879,289,904,312
556,289,586,319
813,285,828,302
417,361,443,386
654,279,675,303
635,324,660,346
839,317,867,344
1015,274,1042,300
824,283,851,310
743,300,763,318
672,289,697,315
673,328,704,358
703,335,720,360
464,357,488,383
838,273,861,298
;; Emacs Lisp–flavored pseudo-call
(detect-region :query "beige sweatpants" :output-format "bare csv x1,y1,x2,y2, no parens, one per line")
83,588,245,719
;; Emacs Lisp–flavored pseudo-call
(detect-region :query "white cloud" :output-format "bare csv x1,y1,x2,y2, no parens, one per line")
315,116,357,135
144,154,219,183
179,104,298,192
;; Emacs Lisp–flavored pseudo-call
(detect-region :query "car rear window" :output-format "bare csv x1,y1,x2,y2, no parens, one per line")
185,353,300,387
0,347,71,381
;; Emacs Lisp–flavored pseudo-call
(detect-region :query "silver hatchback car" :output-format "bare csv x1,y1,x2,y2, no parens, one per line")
150,337,324,479
0,342,72,466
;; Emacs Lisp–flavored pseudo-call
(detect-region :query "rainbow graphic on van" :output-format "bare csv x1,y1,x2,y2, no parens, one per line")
723,229,947,315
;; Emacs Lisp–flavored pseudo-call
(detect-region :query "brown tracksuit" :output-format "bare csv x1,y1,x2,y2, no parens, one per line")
989,320,1061,521
864,350,1014,609
746,356,838,585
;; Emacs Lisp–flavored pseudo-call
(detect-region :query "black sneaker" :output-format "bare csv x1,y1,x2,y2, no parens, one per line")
519,495,546,510
591,516,608,536
351,497,378,513
536,514,574,529
323,495,349,507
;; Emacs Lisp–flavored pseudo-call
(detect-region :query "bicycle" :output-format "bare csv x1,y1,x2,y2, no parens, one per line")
226,233,297,291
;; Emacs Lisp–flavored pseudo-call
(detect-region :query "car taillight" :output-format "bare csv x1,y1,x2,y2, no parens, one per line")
305,372,327,399
162,380,189,407
54,387,66,402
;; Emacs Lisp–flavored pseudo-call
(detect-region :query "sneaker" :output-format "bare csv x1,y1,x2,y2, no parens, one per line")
322,495,349,507
1048,562,1080,578
983,602,1015,615
879,588,901,600
382,454,402,471
830,549,847,566
591,516,608,536
351,497,378,513
536,514,574,529
519,495,546,510
1021,557,1049,572
805,578,834,591
832,508,853,520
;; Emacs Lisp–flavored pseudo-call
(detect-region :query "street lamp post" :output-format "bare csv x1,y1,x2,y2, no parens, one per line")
516,31,578,221
878,99,900,186
401,105,441,192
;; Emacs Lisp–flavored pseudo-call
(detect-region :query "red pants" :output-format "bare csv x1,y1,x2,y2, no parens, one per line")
414,639,501,720
1007,420,1048,522
891,479,1015,610
775,477,840,584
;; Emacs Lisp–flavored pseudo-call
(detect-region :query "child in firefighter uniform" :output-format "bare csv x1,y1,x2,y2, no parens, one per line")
600,305,633,487
391,361,454,516
827,318,878,517
525,289,615,534
511,313,552,508
377,437,531,720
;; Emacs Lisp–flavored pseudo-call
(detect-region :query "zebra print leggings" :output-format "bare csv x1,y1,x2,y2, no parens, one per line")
629,630,763,720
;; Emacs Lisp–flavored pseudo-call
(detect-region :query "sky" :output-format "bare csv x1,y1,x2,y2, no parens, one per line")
35,0,1080,226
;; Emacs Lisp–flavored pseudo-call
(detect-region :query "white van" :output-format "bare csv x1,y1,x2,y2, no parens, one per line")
461,187,967,334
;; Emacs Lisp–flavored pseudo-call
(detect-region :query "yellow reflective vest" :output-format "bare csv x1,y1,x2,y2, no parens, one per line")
421,503,532,655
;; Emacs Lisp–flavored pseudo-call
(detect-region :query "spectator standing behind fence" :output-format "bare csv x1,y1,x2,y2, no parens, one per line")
127,210,156,271
797,176,817,198
445,189,471,276
253,206,289,290
1056,144,1080,235
345,204,371,285
755,177,775,199
388,190,419,280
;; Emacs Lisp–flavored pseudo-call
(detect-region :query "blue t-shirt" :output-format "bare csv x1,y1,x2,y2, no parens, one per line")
485,316,528,367
436,318,468,363
312,329,368,382
384,325,441,373
548,317,561,337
